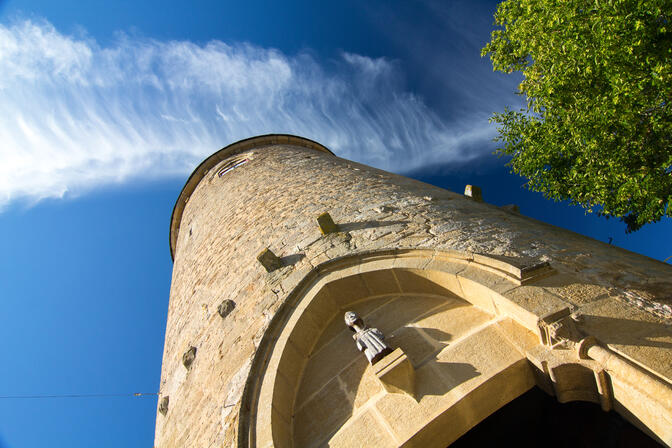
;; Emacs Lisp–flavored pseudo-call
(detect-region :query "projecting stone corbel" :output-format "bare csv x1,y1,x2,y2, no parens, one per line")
373,348,416,398
538,307,583,349
257,248,282,272
316,212,338,234
464,184,483,201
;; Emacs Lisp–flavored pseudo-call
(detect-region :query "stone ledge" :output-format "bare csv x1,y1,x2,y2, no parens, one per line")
374,348,416,397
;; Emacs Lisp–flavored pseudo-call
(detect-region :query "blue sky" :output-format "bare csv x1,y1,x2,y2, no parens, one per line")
0,1,670,447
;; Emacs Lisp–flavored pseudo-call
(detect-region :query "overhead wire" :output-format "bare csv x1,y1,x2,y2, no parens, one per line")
0,392,159,399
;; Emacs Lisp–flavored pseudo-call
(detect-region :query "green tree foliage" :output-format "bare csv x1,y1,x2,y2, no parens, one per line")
482,0,671,231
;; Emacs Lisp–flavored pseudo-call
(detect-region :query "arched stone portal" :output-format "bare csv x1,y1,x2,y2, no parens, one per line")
288,292,534,447
243,249,671,447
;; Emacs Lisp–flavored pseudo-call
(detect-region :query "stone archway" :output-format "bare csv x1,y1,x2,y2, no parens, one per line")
241,249,671,447
288,289,534,447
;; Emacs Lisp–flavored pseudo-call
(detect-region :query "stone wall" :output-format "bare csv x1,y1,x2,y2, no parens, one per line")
155,136,672,447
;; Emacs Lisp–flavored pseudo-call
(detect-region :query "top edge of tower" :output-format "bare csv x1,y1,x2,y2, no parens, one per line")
169,134,335,260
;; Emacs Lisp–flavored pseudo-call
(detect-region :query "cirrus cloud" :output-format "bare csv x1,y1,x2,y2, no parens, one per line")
0,19,495,207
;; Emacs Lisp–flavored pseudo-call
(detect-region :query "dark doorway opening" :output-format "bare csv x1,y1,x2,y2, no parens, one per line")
450,387,663,448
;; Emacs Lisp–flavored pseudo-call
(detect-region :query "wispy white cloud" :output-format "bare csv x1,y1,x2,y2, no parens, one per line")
0,19,495,207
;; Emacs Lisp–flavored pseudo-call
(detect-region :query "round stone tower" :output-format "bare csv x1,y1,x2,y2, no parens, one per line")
155,135,672,447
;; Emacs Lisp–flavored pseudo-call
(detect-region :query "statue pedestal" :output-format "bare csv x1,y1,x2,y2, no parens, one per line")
373,348,415,397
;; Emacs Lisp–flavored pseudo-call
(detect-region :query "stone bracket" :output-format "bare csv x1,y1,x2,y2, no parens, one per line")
316,212,338,235
538,307,582,349
257,248,283,272
464,184,483,202
373,348,416,398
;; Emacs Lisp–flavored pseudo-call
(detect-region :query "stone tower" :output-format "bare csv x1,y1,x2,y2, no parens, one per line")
155,135,672,447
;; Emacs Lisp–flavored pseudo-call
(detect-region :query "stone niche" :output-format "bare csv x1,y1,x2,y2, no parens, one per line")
243,249,671,448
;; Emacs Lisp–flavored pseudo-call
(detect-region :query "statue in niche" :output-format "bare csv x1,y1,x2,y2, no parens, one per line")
344,311,393,364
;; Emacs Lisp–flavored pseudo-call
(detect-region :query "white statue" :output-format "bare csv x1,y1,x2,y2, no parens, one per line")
344,311,392,364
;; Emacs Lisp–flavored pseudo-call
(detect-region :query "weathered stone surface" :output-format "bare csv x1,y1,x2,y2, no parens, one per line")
328,410,397,448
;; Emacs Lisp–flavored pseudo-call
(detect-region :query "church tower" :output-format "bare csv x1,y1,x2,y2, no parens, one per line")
155,135,672,447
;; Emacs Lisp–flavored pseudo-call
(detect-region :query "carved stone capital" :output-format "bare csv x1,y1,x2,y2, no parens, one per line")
538,308,582,349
